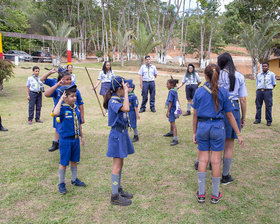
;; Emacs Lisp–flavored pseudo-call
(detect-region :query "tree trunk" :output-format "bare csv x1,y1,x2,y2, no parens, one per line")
200,23,206,69
121,51,124,66
180,0,186,66
0,79,3,91
252,58,258,79
206,21,214,65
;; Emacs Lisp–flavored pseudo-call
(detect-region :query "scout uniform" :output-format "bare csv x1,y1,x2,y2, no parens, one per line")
182,71,201,101
219,69,247,139
254,70,276,124
26,74,44,122
138,64,157,111
98,70,115,95
166,88,178,123
192,82,234,151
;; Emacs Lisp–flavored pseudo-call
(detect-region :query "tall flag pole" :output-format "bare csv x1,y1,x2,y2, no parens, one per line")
67,39,71,65
0,33,3,60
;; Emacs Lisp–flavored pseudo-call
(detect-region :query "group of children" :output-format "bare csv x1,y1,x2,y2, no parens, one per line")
25,54,246,205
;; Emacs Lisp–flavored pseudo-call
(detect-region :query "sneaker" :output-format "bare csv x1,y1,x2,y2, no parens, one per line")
194,161,199,170
253,120,260,124
151,108,156,113
118,187,133,199
196,192,205,203
139,109,145,113
267,122,271,126
0,126,8,131
105,112,108,117
183,111,191,116
163,132,173,137
132,135,139,142
170,140,178,146
111,193,132,206
48,141,59,152
210,192,223,204
35,119,43,123
28,120,32,125
221,175,234,185
71,178,86,187
58,183,67,194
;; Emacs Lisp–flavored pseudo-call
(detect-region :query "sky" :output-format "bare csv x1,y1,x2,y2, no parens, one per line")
162,0,234,13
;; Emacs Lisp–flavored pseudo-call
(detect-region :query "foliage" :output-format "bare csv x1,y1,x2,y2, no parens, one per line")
0,59,15,91
131,24,161,65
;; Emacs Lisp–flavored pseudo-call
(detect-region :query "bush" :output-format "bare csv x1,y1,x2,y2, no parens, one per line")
0,59,15,91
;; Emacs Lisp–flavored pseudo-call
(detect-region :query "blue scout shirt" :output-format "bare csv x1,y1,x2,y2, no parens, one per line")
182,72,201,85
192,82,234,119
108,94,129,129
26,75,44,92
128,92,139,112
51,86,84,107
138,64,158,82
98,70,115,83
166,88,178,110
218,69,248,100
256,70,276,89
57,103,82,138
44,78,57,87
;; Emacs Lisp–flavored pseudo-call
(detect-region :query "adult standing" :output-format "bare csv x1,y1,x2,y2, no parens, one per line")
253,62,276,126
94,61,115,116
217,52,247,185
139,55,158,113
177,63,201,116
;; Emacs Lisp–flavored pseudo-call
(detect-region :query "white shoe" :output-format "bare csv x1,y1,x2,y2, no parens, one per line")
105,112,108,117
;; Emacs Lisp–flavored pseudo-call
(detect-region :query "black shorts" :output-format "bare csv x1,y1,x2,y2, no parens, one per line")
185,84,198,100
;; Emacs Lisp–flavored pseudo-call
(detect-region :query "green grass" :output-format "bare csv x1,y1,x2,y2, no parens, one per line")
0,62,279,223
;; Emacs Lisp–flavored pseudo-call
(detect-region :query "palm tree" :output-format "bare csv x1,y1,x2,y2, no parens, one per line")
132,23,161,66
240,21,280,78
113,30,133,67
43,20,75,66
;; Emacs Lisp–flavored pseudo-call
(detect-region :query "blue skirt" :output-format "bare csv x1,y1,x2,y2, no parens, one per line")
100,82,111,96
107,128,135,158
224,101,241,139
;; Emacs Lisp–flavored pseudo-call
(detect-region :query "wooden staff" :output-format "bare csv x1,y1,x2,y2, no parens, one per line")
85,67,105,116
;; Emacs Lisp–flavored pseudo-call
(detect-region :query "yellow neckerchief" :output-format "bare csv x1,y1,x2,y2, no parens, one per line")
63,103,79,139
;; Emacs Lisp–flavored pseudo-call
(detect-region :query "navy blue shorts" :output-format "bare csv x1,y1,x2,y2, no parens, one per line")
224,101,241,139
100,82,111,96
59,137,80,166
169,108,176,122
196,119,225,151
185,84,198,100
128,111,137,129
107,128,134,158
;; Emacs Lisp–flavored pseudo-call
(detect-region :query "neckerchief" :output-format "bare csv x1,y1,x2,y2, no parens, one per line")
128,91,135,96
32,75,41,91
111,94,131,128
64,103,79,139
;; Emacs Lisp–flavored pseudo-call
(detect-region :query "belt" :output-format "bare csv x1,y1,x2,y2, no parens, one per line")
62,135,78,140
143,81,154,83
258,89,272,91
232,100,239,103
112,126,127,133
31,91,41,93
197,117,223,122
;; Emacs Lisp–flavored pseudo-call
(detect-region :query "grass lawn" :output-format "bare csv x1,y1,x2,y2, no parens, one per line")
0,62,279,224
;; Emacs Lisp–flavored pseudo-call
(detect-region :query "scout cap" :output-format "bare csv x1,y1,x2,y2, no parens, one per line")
110,76,127,91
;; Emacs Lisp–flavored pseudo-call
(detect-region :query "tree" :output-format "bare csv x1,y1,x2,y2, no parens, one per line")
113,30,133,66
131,23,161,65
0,59,14,91
240,21,280,78
43,20,75,66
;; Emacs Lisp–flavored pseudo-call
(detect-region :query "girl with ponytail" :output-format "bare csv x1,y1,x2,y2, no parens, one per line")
217,52,247,185
192,64,244,204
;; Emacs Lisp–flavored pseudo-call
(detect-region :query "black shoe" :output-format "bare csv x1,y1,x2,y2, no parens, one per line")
194,161,199,170
48,141,59,152
151,108,156,112
111,193,132,206
118,187,133,199
35,119,43,123
267,122,271,126
170,140,178,146
163,132,173,137
139,109,145,113
221,174,234,185
0,126,8,131
208,162,212,170
132,135,139,142
253,120,260,124
183,111,191,116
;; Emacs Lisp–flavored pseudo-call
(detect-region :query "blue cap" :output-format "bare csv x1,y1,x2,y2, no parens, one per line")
127,79,133,88
60,84,77,92
110,76,127,91
58,66,67,74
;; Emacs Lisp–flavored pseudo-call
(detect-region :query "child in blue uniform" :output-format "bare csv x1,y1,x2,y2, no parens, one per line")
44,70,85,152
127,79,140,142
103,76,134,206
164,79,179,146
52,84,85,194
192,64,244,204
